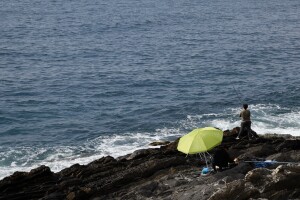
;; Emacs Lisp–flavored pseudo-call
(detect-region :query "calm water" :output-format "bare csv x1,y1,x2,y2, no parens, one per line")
0,0,300,179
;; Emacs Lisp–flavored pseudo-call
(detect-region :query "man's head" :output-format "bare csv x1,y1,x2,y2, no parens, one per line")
243,104,248,109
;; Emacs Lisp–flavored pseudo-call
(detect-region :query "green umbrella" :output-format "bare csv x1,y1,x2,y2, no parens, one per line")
177,127,223,154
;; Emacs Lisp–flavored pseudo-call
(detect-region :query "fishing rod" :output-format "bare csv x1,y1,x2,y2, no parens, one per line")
232,85,245,105
243,160,299,164
232,85,258,127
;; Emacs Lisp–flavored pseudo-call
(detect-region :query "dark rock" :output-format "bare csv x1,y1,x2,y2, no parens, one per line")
244,164,300,198
40,192,66,200
161,138,179,152
138,181,159,197
266,150,300,162
149,141,170,146
0,165,57,200
264,133,294,139
231,127,240,135
58,164,86,178
237,143,277,159
276,140,300,151
89,156,116,165
0,137,299,200
244,168,273,190
208,179,260,200
290,189,300,199
59,178,82,189
268,189,290,200
126,149,154,160
87,156,186,196
222,129,232,136
214,163,253,178
66,190,88,200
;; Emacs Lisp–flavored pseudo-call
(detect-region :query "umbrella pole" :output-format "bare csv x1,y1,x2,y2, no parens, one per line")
199,153,203,160
206,152,213,163
203,152,208,168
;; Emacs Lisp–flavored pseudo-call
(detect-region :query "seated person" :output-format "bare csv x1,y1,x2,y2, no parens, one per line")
212,146,235,171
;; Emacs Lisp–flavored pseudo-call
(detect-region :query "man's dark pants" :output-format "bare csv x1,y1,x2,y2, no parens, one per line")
237,121,251,138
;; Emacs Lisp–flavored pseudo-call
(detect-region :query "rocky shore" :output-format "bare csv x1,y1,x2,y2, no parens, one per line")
0,128,299,200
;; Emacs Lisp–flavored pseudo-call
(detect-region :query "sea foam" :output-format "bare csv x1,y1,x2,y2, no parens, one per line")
1,103,299,180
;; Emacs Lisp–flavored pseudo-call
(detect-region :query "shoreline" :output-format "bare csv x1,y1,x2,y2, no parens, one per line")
1,132,298,181
0,129,299,199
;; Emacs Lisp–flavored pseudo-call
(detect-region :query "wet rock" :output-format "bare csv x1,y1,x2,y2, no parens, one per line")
137,181,170,198
161,138,179,152
223,129,233,136
245,144,277,157
59,178,82,189
126,149,154,160
0,165,57,200
58,164,86,178
149,141,170,146
231,127,240,135
245,168,273,191
243,164,300,198
276,140,300,151
263,133,294,139
0,137,299,200
266,150,300,162
41,192,65,200
66,189,88,200
208,179,259,200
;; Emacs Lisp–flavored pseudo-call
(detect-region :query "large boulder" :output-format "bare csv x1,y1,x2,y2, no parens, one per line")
266,150,300,162
209,164,300,200
208,179,259,200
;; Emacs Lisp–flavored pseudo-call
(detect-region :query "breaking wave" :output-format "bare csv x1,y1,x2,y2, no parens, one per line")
1,103,299,180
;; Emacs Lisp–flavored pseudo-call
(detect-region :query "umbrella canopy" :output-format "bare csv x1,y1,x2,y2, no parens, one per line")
177,127,223,154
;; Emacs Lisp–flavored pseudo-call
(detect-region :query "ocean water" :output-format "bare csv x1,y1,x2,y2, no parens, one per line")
1,0,300,179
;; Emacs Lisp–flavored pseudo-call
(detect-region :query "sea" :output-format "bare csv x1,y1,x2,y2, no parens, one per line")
0,0,300,180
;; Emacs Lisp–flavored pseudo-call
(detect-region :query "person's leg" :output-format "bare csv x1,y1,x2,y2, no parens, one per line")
251,130,259,138
247,122,259,139
236,122,246,139
246,121,252,139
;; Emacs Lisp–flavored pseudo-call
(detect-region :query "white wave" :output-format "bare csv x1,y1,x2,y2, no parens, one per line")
182,103,300,136
1,103,299,180
0,129,184,180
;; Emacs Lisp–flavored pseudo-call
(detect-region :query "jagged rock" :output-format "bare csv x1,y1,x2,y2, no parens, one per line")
243,164,300,198
245,168,273,192
0,137,299,200
208,179,260,200
139,181,159,195
266,150,300,162
87,156,186,195
58,164,86,178
0,165,57,200
223,130,232,136
265,165,300,191
214,162,253,178
245,144,278,157
231,127,240,135
126,149,154,160
276,140,300,151
66,189,88,200
41,192,66,200
59,178,82,189
149,141,170,146
263,133,294,139
89,156,116,165
161,138,179,152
